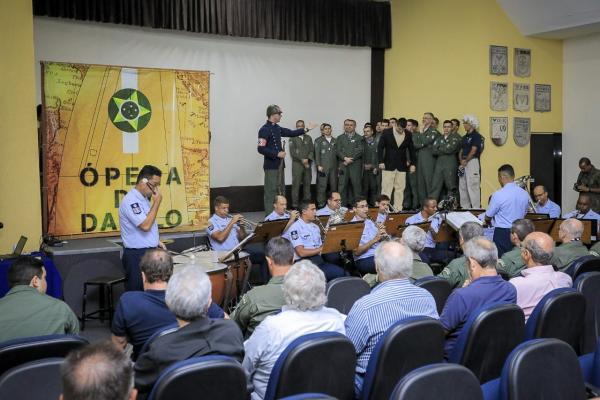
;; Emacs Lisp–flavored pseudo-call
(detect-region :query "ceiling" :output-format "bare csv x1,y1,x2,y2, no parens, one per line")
497,0,600,39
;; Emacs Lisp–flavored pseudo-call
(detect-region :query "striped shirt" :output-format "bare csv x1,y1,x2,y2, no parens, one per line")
345,279,439,373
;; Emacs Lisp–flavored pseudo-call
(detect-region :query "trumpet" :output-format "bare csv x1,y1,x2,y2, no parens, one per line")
227,214,258,231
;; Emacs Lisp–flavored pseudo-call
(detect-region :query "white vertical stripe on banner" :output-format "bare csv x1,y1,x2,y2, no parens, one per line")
121,68,139,154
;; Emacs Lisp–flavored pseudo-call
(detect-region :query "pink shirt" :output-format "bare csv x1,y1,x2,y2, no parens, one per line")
509,265,572,321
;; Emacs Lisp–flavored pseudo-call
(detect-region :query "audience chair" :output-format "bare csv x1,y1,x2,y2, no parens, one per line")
263,332,355,400
568,255,600,281
448,303,525,383
279,394,337,400
147,355,247,400
575,272,600,354
0,357,63,400
481,339,586,400
579,339,600,389
137,323,179,357
81,275,125,330
524,287,586,354
390,363,483,400
325,277,370,314
0,334,88,377
360,316,444,400
413,276,452,315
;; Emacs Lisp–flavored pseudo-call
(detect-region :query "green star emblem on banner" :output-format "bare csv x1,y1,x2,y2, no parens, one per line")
108,88,152,133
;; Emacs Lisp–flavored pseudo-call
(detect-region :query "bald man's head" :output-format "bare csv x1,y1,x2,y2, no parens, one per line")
559,218,584,242
523,232,555,266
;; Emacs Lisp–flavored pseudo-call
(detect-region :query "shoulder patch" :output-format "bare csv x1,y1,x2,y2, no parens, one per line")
207,224,214,232
131,203,141,214
291,230,299,240
258,138,267,147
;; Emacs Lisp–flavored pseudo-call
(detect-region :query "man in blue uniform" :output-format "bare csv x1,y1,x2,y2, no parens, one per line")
532,185,561,218
484,164,530,257
563,193,600,232
257,104,316,214
119,165,165,292
264,195,298,234
405,198,443,264
351,196,384,274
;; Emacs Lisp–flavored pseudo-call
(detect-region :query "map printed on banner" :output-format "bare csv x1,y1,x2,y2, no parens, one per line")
42,62,210,237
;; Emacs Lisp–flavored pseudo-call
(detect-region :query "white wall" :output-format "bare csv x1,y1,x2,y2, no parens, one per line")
33,17,371,188
563,32,600,210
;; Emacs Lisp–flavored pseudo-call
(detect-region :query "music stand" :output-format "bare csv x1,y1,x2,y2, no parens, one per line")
398,222,431,237
526,213,550,220
322,221,364,254
384,213,415,237
247,220,290,244
218,233,256,263
532,218,554,234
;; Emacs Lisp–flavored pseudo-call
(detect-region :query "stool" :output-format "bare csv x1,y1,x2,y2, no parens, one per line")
81,276,125,331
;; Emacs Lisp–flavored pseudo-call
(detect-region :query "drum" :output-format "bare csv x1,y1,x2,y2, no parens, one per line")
173,251,230,308
217,251,251,309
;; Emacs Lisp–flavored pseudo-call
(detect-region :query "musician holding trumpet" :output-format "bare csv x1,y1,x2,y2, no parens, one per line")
264,195,298,233
351,196,388,274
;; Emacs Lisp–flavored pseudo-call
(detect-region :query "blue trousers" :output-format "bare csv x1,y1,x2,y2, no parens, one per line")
493,227,512,258
122,247,154,292
305,255,346,281
355,256,376,274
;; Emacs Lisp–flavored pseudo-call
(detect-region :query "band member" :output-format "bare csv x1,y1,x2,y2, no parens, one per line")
532,185,561,218
317,191,344,217
351,196,385,274
119,165,165,292
257,104,316,214
563,193,600,232
405,198,443,264
264,195,298,233
375,194,391,224
283,200,345,281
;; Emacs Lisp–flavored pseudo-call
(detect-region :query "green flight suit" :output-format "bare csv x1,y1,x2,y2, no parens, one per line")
551,241,591,272
230,275,285,339
403,170,419,210
576,166,600,213
589,241,600,257
314,136,338,206
430,132,461,201
336,132,364,206
289,134,315,207
437,255,469,289
498,246,526,278
375,132,383,198
362,137,379,205
413,127,441,205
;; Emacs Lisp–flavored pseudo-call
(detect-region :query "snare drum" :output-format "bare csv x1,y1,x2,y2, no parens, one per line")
173,251,230,308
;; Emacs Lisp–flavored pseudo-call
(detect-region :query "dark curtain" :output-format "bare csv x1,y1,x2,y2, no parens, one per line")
33,0,391,48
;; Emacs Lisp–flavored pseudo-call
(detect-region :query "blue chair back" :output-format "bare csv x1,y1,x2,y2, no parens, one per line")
524,287,586,354
390,363,483,400
0,334,88,376
0,357,63,400
264,332,355,400
360,316,444,400
448,303,524,383
567,255,600,281
279,394,337,400
575,271,600,354
326,277,370,314
498,339,586,400
579,338,600,388
147,355,247,400
138,323,179,357
413,276,452,315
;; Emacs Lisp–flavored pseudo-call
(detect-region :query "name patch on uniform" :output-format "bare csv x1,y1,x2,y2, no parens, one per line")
207,224,214,232
131,203,141,215
258,138,267,147
291,230,299,240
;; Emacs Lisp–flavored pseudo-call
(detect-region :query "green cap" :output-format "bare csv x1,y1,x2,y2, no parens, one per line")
266,104,282,118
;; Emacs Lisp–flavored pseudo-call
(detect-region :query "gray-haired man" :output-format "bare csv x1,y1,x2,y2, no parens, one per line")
438,221,484,289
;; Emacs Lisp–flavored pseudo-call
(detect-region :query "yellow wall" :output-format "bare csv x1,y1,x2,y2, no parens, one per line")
0,1,41,252
385,0,563,206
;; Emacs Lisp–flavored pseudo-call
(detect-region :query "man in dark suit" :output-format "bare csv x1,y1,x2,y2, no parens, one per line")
134,266,244,394
377,118,417,210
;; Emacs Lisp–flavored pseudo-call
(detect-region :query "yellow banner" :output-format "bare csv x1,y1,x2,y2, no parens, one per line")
42,62,210,237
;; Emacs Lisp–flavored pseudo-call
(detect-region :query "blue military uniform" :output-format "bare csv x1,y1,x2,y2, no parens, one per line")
207,214,240,251
257,121,304,213
351,216,380,274
563,209,600,233
119,188,159,291
316,205,336,217
535,199,561,218
485,182,529,256
283,218,345,281
264,211,290,221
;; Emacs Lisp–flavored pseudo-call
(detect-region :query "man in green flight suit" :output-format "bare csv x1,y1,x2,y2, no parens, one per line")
336,119,364,207
314,123,338,207
438,221,483,289
413,112,441,205
230,236,293,339
430,119,462,201
362,125,379,205
497,218,534,279
551,218,591,272
289,120,315,209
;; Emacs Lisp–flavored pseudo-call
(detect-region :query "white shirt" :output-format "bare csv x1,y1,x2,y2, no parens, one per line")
243,306,346,400
118,188,159,248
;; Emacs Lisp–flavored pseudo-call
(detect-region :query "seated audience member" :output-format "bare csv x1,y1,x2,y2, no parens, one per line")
264,195,298,233
551,218,592,272
61,341,137,400
405,198,443,264
375,194,391,224
509,232,572,321
0,256,79,342
345,241,438,396
111,249,224,359
243,260,345,400
532,185,561,218
231,237,293,338
438,221,484,289
440,237,517,358
134,266,243,394
497,219,535,279
352,196,385,274
564,193,600,231
402,226,435,281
